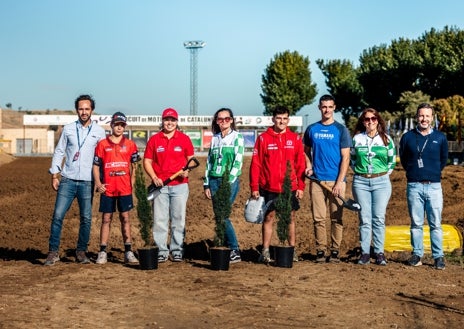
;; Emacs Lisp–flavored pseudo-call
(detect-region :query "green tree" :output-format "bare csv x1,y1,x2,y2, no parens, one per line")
134,163,153,247
433,95,464,141
212,168,231,247
274,161,292,245
397,90,431,118
316,58,365,122
261,50,317,115
318,26,464,124
416,26,464,98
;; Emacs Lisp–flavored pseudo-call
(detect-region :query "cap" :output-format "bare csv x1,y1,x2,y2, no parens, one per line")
162,108,178,120
111,112,127,125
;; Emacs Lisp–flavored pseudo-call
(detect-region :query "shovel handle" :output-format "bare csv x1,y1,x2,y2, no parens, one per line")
307,175,347,202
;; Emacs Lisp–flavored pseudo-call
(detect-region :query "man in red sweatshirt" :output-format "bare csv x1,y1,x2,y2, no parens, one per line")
249,106,307,263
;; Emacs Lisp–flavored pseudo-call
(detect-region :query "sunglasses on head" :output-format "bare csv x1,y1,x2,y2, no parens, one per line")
216,117,232,123
364,116,378,123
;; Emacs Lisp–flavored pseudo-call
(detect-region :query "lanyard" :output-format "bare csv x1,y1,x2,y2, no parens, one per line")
415,134,429,159
365,133,377,164
76,121,93,151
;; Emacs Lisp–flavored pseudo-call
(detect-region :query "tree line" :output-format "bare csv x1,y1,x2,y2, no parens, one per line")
260,26,464,141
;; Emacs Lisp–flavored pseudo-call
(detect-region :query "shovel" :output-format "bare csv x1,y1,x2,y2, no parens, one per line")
147,157,200,201
307,175,361,212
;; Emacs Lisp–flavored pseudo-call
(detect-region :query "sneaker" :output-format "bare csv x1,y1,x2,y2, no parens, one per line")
315,250,326,263
171,254,183,262
434,257,445,270
76,250,90,264
329,250,340,263
358,253,371,265
95,251,107,264
158,254,168,263
408,254,422,267
230,250,241,263
124,251,139,264
259,248,271,263
44,251,60,266
293,250,299,262
375,253,387,266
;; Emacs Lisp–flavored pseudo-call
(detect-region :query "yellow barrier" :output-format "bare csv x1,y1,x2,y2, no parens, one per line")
384,224,463,252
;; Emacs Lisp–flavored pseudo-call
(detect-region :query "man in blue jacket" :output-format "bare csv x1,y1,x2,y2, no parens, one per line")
399,103,448,270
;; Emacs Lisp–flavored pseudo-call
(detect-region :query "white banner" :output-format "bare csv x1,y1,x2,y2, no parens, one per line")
23,115,303,127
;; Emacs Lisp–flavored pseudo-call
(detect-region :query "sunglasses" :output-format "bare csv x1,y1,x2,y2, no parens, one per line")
216,117,232,123
364,116,378,123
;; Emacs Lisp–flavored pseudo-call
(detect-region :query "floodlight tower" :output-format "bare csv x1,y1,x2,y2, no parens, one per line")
183,40,206,116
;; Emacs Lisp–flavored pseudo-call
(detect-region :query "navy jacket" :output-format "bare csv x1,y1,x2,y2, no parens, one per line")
399,128,448,183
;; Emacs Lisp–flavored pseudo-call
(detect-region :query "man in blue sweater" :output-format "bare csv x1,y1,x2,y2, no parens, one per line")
399,103,448,270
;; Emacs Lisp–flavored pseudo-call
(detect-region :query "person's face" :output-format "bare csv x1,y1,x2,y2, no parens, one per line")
111,122,126,136
363,112,378,132
417,107,433,130
318,100,336,121
216,110,233,132
162,117,178,133
76,100,93,124
272,113,289,133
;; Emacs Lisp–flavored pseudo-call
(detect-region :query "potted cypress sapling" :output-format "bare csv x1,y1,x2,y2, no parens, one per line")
210,168,232,270
273,160,294,268
134,163,158,270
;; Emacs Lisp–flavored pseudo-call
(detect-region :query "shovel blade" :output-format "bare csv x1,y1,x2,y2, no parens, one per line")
343,198,362,212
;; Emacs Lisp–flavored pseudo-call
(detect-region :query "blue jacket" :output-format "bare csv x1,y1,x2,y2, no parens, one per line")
399,128,448,182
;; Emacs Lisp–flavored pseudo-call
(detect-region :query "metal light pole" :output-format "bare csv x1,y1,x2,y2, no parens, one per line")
183,40,206,116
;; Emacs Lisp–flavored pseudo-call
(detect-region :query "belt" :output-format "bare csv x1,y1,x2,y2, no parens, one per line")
357,172,388,179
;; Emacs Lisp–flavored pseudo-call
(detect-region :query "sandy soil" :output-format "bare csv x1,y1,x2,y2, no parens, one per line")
0,155,463,328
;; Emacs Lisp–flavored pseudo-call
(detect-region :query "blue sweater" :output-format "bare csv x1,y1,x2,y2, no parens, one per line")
399,128,448,182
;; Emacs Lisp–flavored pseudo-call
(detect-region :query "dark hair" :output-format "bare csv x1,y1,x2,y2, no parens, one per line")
319,94,335,105
211,108,236,134
75,94,95,111
354,108,389,146
416,103,434,115
272,106,290,117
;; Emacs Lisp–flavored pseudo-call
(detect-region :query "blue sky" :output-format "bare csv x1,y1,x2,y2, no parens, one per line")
1,0,463,125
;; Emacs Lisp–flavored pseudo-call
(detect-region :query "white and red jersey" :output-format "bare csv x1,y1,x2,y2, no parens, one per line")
94,136,139,196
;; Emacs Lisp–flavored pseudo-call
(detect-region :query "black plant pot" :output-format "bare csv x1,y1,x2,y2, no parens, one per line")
210,247,231,271
274,245,294,268
138,247,159,270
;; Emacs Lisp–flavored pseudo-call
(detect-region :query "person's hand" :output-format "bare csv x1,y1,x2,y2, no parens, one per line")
305,167,313,177
251,191,260,199
204,188,212,200
97,184,107,193
152,177,164,187
180,169,190,178
332,181,343,197
296,189,304,200
51,177,60,191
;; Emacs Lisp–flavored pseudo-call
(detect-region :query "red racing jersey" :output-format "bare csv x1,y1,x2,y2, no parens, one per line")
144,130,194,185
94,136,139,197
250,127,306,193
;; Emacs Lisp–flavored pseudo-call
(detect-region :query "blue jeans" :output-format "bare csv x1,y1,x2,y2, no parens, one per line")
208,177,240,250
352,175,391,255
49,177,94,252
153,183,189,257
407,182,444,259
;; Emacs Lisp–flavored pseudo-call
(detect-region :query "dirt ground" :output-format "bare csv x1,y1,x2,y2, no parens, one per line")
0,153,463,328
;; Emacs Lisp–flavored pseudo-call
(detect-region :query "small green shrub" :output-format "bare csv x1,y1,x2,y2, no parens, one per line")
275,161,292,245
134,163,153,247
212,168,231,247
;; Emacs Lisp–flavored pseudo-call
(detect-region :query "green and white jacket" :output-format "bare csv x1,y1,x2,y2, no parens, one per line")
351,133,396,175
204,130,244,186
